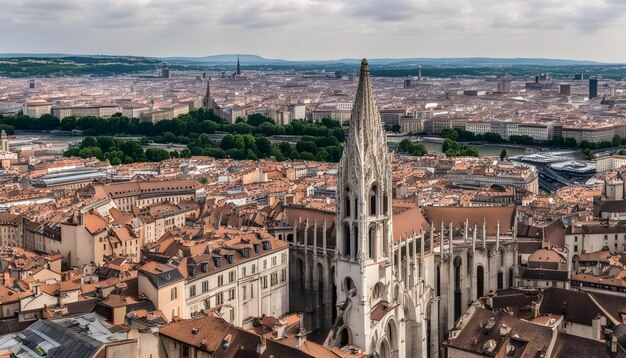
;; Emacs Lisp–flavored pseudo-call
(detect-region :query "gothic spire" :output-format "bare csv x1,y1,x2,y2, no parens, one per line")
202,78,212,109
236,55,241,75
343,59,388,176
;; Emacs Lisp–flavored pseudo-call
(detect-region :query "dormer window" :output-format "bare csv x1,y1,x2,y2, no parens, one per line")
262,241,271,250
225,254,234,264
214,257,222,268
188,264,197,277
201,262,208,272
242,248,250,258
253,244,260,253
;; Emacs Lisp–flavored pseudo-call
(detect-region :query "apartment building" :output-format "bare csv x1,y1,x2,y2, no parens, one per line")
138,262,185,322
311,102,352,125
24,102,52,118
88,179,205,211
379,109,407,127
182,231,289,326
51,105,121,119
561,125,615,144
0,213,23,247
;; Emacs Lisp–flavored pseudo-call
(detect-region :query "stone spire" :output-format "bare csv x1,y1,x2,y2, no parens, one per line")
236,55,241,75
202,78,212,110
337,58,392,263
343,59,389,180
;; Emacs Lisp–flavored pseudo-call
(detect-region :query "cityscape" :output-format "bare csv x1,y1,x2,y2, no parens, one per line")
1,1,626,358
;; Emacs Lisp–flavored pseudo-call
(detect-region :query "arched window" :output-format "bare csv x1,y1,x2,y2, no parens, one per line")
344,186,351,218
353,197,358,219
344,277,356,296
370,185,378,216
353,225,359,258
497,271,504,290
368,226,376,259
477,265,485,298
372,282,384,303
343,224,351,257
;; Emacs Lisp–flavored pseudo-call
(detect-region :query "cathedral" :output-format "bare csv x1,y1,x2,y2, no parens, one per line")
272,59,519,358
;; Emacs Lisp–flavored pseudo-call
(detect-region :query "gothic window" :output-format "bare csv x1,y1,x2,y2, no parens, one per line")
344,277,356,296
372,282,384,302
497,271,504,290
353,225,359,258
344,186,351,218
369,184,378,216
353,197,358,219
368,226,375,259
343,224,351,257
477,265,485,298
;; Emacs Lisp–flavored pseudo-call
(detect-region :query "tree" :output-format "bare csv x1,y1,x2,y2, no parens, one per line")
564,137,577,147
441,128,459,141
120,141,144,161
145,148,170,162
582,148,594,160
80,136,98,148
256,137,273,157
399,139,414,153
391,124,401,133
500,149,507,160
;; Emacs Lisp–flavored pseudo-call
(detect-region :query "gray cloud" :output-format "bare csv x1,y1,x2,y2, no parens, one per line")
0,0,624,62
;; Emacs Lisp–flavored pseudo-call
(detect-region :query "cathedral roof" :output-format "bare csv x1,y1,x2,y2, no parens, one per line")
423,205,516,235
392,205,429,243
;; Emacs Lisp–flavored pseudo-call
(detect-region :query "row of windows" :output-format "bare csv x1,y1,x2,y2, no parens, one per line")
261,269,287,289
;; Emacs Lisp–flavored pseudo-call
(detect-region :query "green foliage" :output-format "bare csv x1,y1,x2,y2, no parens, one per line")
509,135,534,145
581,148,594,160
398,139,427,156
500,149,507,160
442,138,479,157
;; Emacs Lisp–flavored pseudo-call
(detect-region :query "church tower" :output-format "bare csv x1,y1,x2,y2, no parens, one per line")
335,59,395,354
236,55,242,75
202,79,213,110
0,130,8,153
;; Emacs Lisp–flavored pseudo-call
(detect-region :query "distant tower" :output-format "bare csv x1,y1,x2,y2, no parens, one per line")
202,79,213,110
1,130,8,153
418,63,422,81
29,79,35,89
236,55,242,75
162,66,171,79
589,77,598,99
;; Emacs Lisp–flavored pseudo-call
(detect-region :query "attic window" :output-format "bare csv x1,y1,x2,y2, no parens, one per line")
253,244,260,253
262,241,271,250
214,257,222,268
225,254,234,264
201,262,208,272
242,248,250,258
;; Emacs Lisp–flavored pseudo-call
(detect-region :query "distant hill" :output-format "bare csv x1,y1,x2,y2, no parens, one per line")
0,53,609,66
160,55,606,66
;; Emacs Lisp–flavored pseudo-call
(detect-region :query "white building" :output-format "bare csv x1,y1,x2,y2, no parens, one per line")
184,233,289,327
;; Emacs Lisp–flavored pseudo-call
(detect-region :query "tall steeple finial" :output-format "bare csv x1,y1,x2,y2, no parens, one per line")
236,55,241,75
344,59,387,173
203,79,213,110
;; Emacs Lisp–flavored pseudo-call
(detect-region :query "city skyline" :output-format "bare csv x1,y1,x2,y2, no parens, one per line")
1,0,626,63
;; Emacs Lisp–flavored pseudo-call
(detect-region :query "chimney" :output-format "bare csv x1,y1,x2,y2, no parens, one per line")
256,335,266,355
296,327,307,349
33,282,41,296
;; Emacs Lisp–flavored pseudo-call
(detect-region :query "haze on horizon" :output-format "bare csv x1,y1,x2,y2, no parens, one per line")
1,0,625,63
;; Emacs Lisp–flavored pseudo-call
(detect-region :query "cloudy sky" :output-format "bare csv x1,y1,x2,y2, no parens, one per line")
1,0,625,62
